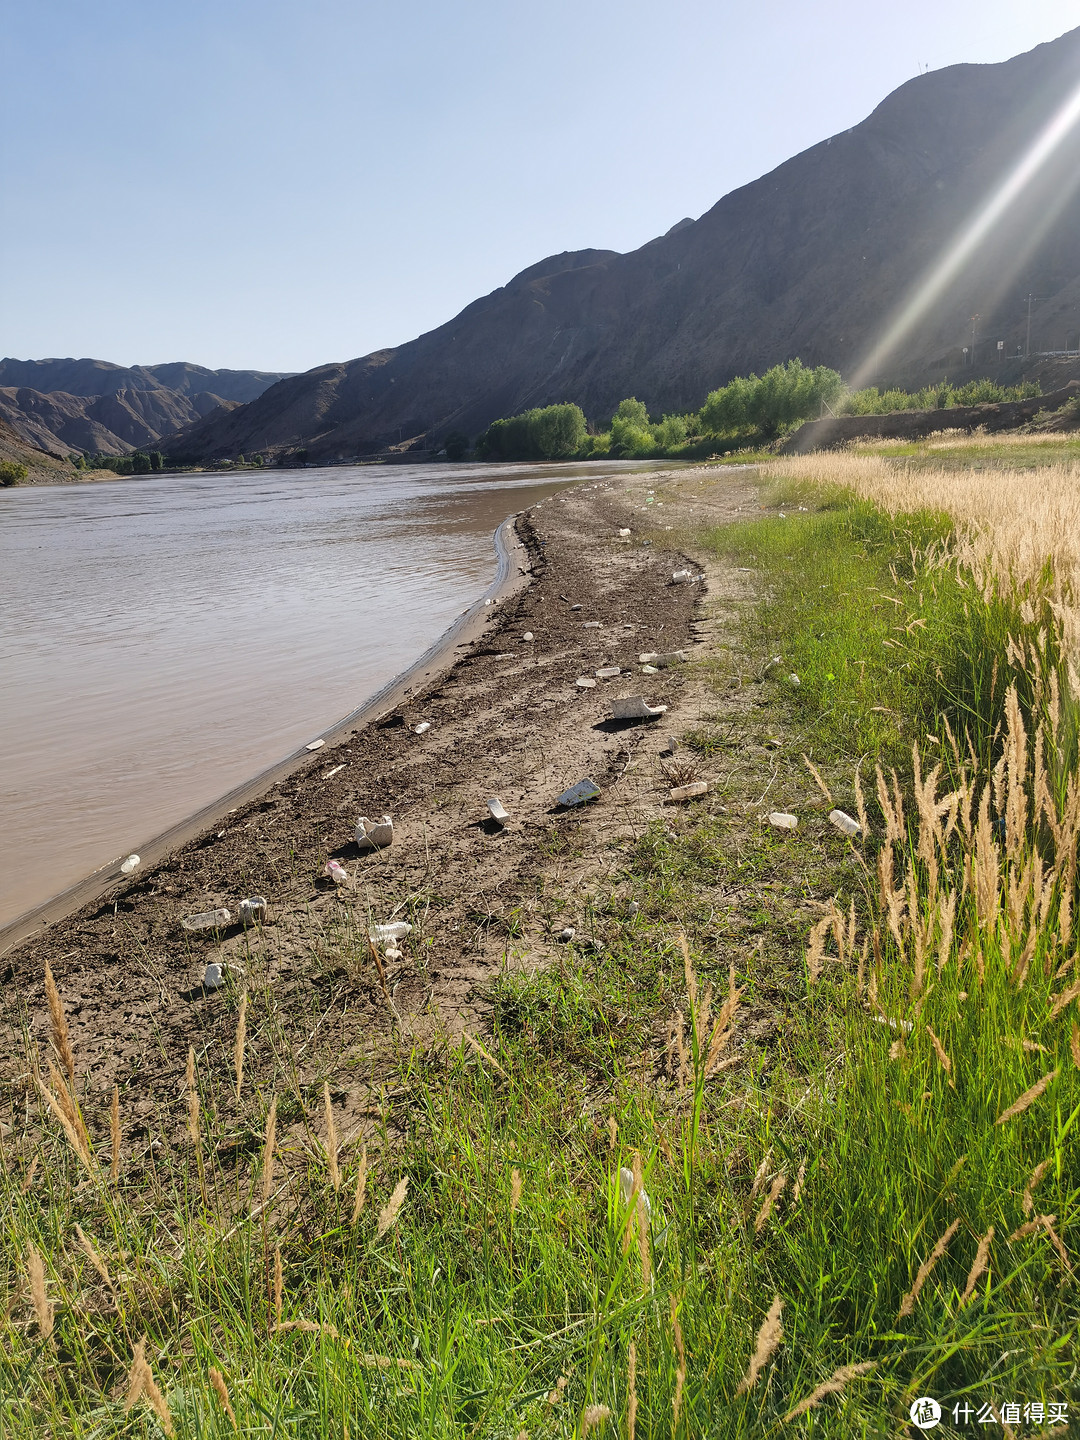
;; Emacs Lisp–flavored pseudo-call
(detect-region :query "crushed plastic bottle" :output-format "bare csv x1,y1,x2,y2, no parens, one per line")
323,859,349,884
183,908,232,932
767,812,798,830
120,854,140,874
237,896,268,924
413,722,431,734
670,781,708,801
829,809,861,837
370,920,412,944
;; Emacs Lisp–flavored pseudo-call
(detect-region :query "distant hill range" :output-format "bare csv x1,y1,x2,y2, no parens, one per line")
160,26,1080,463
0,359,291,458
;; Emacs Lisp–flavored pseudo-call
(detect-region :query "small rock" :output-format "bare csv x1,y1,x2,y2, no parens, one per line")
641,664,659,674
628,901,640,917
618,528,631,537
662,736,678,755
522,632,534,642
384,946,402,961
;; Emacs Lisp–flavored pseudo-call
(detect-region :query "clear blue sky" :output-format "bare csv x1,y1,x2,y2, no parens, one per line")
2,0,1075,373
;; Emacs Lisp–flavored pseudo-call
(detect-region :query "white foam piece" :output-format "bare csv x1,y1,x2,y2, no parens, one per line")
611,696,668,720
306,738,325,751
487,797,510,824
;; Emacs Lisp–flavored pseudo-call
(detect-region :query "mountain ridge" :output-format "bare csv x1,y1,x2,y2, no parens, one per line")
162,26,1080,462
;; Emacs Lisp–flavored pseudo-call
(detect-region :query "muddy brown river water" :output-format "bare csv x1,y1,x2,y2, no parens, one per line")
0,460,664,931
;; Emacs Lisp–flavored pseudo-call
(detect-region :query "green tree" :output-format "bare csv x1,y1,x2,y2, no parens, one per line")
149,451,163,471
131,451,152,474
443,431,470,461
476,403,586,461
611,397,650,428
699,360,844,439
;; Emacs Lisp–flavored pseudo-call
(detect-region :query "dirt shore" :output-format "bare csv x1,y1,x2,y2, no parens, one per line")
1,466,758,1146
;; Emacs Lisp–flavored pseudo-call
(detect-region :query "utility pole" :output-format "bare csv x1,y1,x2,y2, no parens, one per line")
1025,294,1036,358
970,314,979,366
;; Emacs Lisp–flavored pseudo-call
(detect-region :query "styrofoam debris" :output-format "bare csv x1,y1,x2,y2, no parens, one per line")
768,812,799,830
829,809,861,837
595,666,621,679
323,859,349,884
306,738,325,751
556,778,601,807
557,926,576,942
183,908,232,932
120,854,140,874
617,528,631,537
670,781,708,801
371,921,411,944
237,896,268,924
356,814,394,850
203,963,224,990
576,677,597,689
414,722,431,734
618,1165,652,1217
487,797,510,825
611,696,668,721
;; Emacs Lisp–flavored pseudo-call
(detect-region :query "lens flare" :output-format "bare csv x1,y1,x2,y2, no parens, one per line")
849,76,1080,389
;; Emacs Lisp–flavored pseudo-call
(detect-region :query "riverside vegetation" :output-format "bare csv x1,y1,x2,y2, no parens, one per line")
472,361,1043,463
4,434,1080,1435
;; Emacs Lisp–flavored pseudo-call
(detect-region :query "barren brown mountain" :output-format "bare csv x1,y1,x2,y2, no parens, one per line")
163,27,1080,463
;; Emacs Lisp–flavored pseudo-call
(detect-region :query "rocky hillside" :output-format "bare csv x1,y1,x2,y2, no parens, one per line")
164,26,1080,462
0,359,290,457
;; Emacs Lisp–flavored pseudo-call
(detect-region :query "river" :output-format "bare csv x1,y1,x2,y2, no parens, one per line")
0,460,663,930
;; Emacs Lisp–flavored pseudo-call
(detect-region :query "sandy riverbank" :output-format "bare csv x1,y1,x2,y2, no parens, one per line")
0,465,758,1137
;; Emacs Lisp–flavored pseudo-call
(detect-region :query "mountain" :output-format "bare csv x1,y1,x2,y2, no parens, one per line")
0,359,291,456
163,27,1080,463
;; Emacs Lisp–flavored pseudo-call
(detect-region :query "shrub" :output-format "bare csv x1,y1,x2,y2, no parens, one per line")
0,461,28,486
699,360,845,440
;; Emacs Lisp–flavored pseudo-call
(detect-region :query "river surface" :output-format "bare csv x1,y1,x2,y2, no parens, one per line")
0,460,661,929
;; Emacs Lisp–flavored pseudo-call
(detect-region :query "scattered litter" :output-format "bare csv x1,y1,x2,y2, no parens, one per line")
576,677,597,689
617,528,631,537
237,896,268,924
662,736,678,755
484,598,493,606
356,815,394,850
183,908,232,932
611,696,668,721
203,963,224,990
324,764,346,780
571,603,582,611
628,901,640,917
323,859,349,884
583,620,602,628
641,664,659,674
874,1015,914,1035
120,854,140,874
618,1166,652,1217
384,946,402,961
595,666,621,679
556,778,601,807
305,739,325,751
789,674,801,687
767,812,798,830
829,809,861,837
492,653,515,660
671,570,692,584
413,722,431,734
371,921,412,944
487,797,510,826
670,781,708,801
557,926,576,942
522,632,534,642
639,650,688,668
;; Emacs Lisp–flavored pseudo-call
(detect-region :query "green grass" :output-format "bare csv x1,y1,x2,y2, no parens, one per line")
4,482,1079,1437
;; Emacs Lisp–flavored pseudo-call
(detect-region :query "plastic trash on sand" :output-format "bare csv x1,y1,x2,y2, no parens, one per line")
203,962,224,990
617,528,631,537
671,570,693,584
183,907,232,932
414,722,431,734
768,812,798,830
370,920,411,945
323,859,349,884
556,778,601,807
595,666,621,679
356,815,394,850
576,677,597,689
611,696,667,721
306,738,325,751
237,896,268,924
120,854,140,874
670,781,707,801
557,926,576,942
638,650,688,669
583,620,602,628
487,798,510,826
829,809,861,837
522,632,534,642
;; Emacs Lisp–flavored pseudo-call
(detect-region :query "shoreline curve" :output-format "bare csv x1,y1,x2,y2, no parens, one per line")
0,512,531,958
